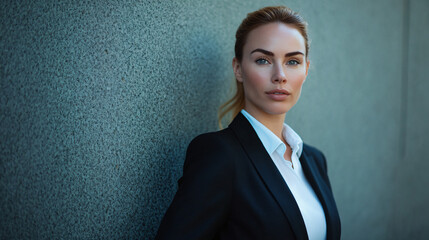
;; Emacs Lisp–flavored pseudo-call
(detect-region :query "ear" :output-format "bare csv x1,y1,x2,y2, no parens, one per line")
304,60,310,80
232,57,243,82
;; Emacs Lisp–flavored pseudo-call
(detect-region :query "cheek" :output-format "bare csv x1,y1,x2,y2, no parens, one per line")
242,68,267,92
287,70,307,90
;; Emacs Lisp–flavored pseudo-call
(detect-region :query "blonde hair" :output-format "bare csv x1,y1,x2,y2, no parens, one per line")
218,6,309,128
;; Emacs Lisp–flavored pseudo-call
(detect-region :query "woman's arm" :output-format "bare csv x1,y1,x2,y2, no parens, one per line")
155,132,235,240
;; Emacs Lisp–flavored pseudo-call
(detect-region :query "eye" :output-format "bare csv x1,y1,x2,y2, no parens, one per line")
255,58,270,65
287,59,300,65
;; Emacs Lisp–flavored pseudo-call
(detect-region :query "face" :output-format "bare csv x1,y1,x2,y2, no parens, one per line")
233,22,309,120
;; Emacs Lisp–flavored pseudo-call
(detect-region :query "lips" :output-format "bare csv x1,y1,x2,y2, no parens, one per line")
265,89,291,101
266,89,290,95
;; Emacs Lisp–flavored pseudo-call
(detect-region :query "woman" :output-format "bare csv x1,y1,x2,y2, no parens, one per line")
156,6,341,240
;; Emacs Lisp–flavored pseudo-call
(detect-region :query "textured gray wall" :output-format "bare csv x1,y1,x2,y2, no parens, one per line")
1,0,428,239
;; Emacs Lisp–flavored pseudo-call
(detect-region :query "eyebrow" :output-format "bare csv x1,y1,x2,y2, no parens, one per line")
250,48,304,57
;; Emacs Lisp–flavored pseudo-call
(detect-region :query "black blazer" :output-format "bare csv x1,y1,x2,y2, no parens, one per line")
156,113,341,240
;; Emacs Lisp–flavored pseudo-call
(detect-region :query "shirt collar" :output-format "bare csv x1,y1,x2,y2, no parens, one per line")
283,122,303,157
241,109,303,157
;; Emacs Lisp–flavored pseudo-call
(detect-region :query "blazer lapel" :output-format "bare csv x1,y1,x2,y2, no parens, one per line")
300,149,341,240
229,113,308,240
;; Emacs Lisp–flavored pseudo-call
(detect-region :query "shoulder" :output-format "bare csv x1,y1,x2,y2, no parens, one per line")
302,143,328,173
186,128,238,158
302,143,325,158
183,128,239,173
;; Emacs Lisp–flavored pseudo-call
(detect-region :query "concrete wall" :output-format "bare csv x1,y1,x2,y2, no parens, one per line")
1,0,427,239
392,0,429,238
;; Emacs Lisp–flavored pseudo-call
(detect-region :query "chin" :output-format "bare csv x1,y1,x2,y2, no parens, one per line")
265,108,290,116
266,103,294,115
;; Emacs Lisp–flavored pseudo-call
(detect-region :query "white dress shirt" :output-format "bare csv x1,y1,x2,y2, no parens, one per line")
241,110,327,240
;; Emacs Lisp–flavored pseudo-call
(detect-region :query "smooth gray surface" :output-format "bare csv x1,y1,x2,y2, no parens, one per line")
392,0,429,239
1,0,428,239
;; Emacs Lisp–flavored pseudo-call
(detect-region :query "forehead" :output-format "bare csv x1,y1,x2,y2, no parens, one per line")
244,22,306,54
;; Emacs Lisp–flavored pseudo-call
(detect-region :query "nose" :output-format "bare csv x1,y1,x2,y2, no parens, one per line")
271,64,287,84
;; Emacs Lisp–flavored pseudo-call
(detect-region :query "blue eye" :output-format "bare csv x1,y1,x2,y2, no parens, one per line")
287,60,300,65
255,58,269,64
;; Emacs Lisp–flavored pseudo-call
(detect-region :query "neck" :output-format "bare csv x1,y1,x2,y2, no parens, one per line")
244,108,286,141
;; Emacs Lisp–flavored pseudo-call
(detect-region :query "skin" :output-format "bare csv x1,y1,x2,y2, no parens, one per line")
232,22,310,163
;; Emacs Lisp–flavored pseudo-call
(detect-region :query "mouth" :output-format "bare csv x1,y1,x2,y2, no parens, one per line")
265,89,291,95
265,89,291,101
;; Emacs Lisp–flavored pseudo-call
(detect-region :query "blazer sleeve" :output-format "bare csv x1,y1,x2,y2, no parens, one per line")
155,132,235,240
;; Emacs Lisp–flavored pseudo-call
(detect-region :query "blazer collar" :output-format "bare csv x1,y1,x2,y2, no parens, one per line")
229,113,309,240
300,150,341,240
